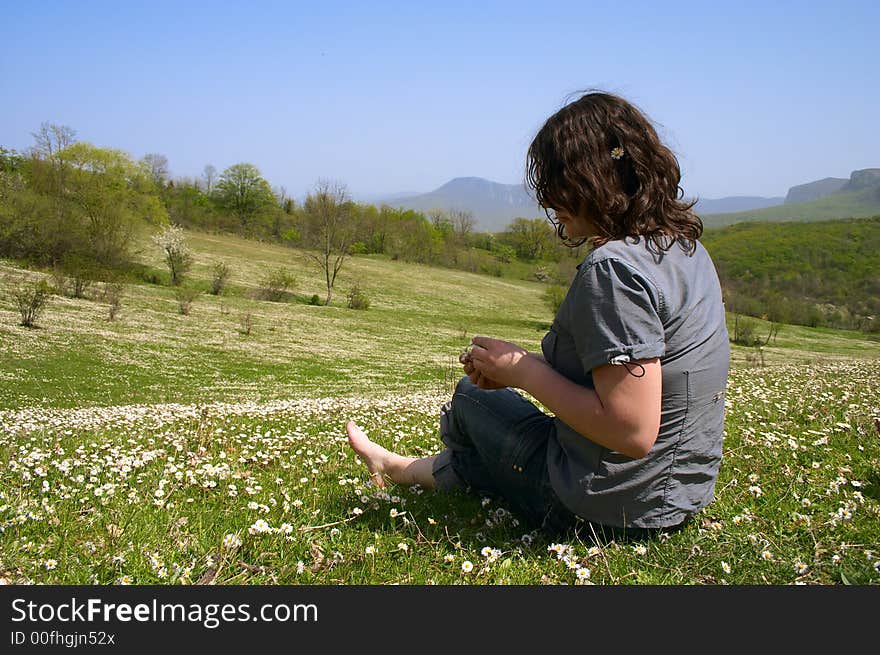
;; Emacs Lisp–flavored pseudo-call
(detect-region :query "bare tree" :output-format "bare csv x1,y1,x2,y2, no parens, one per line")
302,180,355,305
449,208,476,240
30,122,76,158
143,153,169,186
202,164,217,194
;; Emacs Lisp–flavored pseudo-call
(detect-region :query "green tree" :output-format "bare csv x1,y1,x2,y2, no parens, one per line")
3,134,166,269
54,142,167,267
214,163,275,232
502,217,555,260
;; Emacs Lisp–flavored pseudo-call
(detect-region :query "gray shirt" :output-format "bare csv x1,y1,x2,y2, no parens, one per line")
541,237,729,528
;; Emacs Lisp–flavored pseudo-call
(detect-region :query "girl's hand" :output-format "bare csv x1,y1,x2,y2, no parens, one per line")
459,351,507,390
467,335,542,389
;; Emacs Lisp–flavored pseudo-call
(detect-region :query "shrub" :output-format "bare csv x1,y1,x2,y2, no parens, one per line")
103,281,124,321
152,224,193,286
238,312,253,335
257,268,296,302
346,282,371,310
210,262,230,295
732,315,760,346
61,254,98,298
309,294,322,306
542,284,567,315
51,254,98,299
9,278,52,328
174,287,200,315
493,244,516,264
50,267,69,296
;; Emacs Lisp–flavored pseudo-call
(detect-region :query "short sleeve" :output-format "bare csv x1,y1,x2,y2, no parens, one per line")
568,257,665,374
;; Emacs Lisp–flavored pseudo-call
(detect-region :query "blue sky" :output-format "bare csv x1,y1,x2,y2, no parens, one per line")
2,0,878,201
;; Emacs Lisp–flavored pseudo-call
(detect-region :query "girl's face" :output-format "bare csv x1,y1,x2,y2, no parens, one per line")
553,208,597,240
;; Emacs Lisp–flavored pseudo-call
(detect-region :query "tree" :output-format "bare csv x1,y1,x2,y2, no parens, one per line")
54,143,167,267
300,180,356,305
503,217,556,260
7,136,166,268
0,146,23,173
214,163,275,231
152,224,193,285
202,164,217,194
142,153,169,186
30,122,76,158
449,208,476,241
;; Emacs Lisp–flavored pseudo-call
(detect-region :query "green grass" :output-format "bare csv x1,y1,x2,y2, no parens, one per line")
1,229,878,585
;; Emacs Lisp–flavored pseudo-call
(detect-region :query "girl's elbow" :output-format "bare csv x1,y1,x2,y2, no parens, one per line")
622,431,658,459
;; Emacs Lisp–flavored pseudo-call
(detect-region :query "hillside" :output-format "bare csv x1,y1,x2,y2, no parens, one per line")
701,169,880,227
701,216,880,330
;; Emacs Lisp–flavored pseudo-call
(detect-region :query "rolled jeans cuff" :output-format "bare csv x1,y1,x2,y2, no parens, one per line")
431,448,466,491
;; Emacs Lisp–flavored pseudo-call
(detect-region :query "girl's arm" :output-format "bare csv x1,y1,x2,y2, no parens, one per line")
468,336,661,459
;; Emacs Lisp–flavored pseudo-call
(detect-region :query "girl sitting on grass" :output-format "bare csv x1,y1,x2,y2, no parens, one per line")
346,90,730,538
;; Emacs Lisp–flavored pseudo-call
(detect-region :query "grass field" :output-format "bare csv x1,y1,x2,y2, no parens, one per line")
1,230,878,585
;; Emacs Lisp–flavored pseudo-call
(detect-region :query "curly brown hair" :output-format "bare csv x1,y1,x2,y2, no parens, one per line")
526,90,702,254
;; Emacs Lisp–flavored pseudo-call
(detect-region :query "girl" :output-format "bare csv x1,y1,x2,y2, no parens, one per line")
346,90,729,537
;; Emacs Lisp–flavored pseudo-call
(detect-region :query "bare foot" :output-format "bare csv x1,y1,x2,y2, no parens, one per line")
345,421,392,488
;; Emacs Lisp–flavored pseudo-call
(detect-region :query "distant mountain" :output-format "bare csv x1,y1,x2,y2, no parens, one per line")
375,168,880,233
702,169,880,229
785,177,848,204
692,196,784,214
379,177,542,232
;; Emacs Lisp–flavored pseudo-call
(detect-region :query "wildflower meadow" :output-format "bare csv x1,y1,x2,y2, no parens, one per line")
1,231,878,585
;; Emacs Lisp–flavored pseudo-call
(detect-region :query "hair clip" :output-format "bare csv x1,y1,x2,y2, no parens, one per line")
611,147,625,160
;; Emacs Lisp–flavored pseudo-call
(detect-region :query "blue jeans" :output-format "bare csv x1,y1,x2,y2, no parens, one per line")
432,377,577,534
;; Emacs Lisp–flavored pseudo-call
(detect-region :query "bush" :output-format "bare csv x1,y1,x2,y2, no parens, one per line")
9,277,52,328
238,312,253,335
61,254,98,298
152,225,193,286
174,287,200,315
346,283,371,310
542,284,567,315
210,262,230,295
493,244,516,264
732,315,760,346
103,281,124,321
309,294,322,306
256,268,296,302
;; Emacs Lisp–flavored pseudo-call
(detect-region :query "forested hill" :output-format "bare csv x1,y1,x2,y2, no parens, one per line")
701,216,880,331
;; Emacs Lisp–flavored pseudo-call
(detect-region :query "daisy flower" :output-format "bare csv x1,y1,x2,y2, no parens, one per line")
721,561,731,574
222,533,242,549
576,567,591,581
633,545,648,556
461,560,474,573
